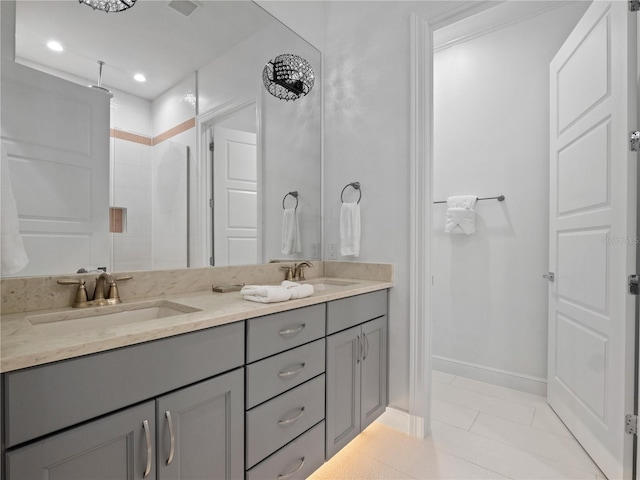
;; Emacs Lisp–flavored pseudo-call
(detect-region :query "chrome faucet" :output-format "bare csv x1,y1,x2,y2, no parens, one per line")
57,272,133,308
293,261,313,281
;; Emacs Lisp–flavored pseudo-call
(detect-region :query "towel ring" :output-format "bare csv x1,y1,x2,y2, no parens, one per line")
341,182,362,204
282,191,299,210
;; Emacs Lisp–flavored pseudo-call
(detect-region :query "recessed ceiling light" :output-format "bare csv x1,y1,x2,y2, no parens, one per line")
47,41,63,52
133,73,146,82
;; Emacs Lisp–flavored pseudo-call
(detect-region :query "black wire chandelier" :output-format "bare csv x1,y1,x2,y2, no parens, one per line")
78,0,136,13
262,54,314,101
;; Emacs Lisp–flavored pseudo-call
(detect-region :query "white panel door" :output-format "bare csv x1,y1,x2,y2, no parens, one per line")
1,60,110,276
212,126,257,266
548,2,637,479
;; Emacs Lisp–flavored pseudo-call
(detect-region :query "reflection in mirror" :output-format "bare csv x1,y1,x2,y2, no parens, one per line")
1,0,321,277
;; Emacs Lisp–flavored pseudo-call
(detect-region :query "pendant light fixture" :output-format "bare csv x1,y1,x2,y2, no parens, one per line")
78,0,136,13
262,54,314,101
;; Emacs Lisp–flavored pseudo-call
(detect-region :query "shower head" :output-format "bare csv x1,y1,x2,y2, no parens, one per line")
89,61,113,96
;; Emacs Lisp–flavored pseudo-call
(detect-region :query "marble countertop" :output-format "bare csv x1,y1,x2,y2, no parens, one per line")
0,277,392,373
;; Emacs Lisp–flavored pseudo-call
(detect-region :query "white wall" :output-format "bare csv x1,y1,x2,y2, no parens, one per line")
432,4,587,382
255,1,326,51
321,1,424,411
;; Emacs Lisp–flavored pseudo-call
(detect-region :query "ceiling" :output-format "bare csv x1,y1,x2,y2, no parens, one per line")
15,0,276,100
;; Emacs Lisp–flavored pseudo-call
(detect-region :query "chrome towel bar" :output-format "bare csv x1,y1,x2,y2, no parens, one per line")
433,195,505,204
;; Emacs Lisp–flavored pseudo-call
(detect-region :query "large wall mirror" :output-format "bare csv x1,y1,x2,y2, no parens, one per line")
1,0,321,277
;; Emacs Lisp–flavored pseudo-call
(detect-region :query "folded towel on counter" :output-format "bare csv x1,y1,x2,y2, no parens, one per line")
1,144,29,275
241,285,292,303
282,280,315,299
281,207,301,255
340,202,361,256
241,281,314,303
445,195,478,235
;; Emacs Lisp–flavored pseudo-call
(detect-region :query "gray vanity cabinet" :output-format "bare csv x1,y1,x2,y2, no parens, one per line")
325,291,388,459
156,368,244,480
6,401,156,480
2,322,245,480
245,305,327,480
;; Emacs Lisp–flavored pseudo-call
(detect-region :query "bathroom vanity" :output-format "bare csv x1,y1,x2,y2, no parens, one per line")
0,270,390,480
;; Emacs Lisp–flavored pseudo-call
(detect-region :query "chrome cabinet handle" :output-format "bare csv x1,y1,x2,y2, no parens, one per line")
278,457,306,480
356,335,360,364
165,410,175,466
142,419,152,478
278,363,306,378
363,332,369,361
278,324,306,337
278,407,305,426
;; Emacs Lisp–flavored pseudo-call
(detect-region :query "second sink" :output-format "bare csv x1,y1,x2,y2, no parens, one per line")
27,300,201,336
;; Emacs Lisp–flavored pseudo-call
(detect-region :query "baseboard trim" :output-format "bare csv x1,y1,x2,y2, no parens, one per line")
433,355,547,397
376,407,412,435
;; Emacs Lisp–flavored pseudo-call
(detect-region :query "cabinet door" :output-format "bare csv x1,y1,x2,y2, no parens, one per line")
361,316,388,430
6,401,156,480
156,368,244,480
325,325,361,459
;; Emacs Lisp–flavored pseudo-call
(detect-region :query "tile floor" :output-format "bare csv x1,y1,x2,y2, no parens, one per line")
309,371,605,480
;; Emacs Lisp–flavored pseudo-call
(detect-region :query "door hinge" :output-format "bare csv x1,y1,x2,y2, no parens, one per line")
631,131,640,152
629,274,639,295
210,256,214,266
209,198,214,208
209,141,214,152
626,414,638,435
630,0,640,12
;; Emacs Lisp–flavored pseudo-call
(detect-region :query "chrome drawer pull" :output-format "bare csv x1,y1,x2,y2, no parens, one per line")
142,419,152,478
278,457,306,480
278,363,306,378
278,324,306,337
278,407,305,426
165,410,175,466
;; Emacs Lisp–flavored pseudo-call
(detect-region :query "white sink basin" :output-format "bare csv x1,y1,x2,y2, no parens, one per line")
304,278,360,291
27,300,201,336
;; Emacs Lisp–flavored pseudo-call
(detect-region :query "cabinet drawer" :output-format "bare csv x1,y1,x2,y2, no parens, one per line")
246,374,325,469
247,338,325,409
246,421,325,480
4,322,244,447
246,304,325,362
327,290,387,334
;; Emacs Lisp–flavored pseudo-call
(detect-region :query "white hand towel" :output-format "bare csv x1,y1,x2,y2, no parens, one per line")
445,196,478,235
281,280,315,299
281,208,301,255
241,285,293,303
1,145,29,275
340,202,361,257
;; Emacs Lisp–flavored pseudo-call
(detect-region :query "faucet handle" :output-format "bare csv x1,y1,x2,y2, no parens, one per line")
57,279,89,308
107,275,132,303
280,265,294,281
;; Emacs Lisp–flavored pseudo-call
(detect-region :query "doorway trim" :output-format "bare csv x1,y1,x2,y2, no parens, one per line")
195,97,261,268
407,13,433,439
